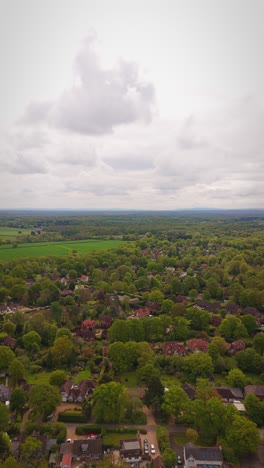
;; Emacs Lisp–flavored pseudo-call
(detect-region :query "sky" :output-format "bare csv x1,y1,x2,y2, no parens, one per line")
0,0,263,210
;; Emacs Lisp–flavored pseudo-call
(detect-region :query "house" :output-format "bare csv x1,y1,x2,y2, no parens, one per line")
211,315,222,327
186,339,209,353
134,308,151,318
162,342,187,356
0,384,11,404
244,385,264,401
100,315,113,328
182,382,196,400
225,303,241,315
81,320,96,330
2,336,17,349
229,340,246,354
120,439,142,464
80,275,89,282
175,295,189,304
72,438,103,461
60,453,72,468
60,380,73,402
61,380,95,403
184,442,223,467
215,387,243,403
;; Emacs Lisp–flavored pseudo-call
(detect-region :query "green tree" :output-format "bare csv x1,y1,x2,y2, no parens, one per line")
22,331,41,353
162,386,190,419
253,333,264,355
0,346,15,372
240,315,257,335
0,455,19,468
224,415,260,458
183,352,214,382
49,370,67,387
20,437,43,467
10,388,26,416
145,375,164,407
244,393,264,427
2,322,16,337
50,301,63,322
50,336,75,368
0,403,9,432
9,359,25,386
236,348,262,374
186,428,199,444
92,382,129,423
218,316,248,341
163,448,177,468
28,384,61,419
226,368,247,389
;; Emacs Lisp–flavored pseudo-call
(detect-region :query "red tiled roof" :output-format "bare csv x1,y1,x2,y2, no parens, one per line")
61,453,72,467
187,338,209,352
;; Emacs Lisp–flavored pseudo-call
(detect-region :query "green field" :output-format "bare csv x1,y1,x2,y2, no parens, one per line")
0,227,32,240
0,239,124,260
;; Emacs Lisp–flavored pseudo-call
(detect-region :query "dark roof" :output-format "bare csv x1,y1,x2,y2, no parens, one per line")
184,443,223,462
215,387,243,400
73,438,103,456
182,382,196,399
0,384,11,402
245,385,264,397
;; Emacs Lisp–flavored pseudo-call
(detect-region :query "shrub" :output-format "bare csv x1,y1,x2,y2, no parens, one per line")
58,412,87,423
75,425,102,435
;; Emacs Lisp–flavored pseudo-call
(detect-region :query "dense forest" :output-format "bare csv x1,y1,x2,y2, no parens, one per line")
0,210,264,467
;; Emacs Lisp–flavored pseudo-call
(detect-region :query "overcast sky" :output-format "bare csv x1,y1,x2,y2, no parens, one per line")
0,0,263,210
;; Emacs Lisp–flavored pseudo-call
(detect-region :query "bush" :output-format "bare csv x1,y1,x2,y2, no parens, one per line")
58,412,87,423
75,425,102,435
157,426,170,453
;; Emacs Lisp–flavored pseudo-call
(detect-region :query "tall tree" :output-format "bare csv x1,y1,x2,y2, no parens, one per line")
92,382,129,423
28,384,61,419
162,386,190,420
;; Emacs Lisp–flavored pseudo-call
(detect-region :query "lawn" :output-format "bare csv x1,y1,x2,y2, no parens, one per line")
0,227,32,240
26,371,52,385
161,374,182,388
0,239,124,260
118,371,138,387
73,368,92,383
103,432,137,447
173,432,215,447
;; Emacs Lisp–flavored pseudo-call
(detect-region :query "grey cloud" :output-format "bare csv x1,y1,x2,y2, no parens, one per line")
105,154,155,171
21,101,52,124
177,115,209,150
21,38,155,135
8,152,48,174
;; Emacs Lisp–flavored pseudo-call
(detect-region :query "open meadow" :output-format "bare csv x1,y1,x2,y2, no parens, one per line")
0,227,32,240
0,239,124,260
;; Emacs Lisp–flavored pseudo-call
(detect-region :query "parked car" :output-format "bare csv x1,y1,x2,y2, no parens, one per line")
177,455,182,465
150,444,156,455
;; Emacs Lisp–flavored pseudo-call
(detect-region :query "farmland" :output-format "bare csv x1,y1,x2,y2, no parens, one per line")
0,227,32,240
0,239,124,260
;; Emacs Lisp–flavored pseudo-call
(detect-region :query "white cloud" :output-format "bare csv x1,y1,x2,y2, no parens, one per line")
21,37,155,135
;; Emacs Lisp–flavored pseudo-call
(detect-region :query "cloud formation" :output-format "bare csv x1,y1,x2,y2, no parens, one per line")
21,37,155,135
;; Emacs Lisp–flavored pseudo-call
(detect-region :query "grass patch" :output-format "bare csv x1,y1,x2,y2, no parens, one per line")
161,374,182,388
118,371,138,387
103,432,137,447
0,227,32,240
0,239,124,260
73,368,92,383
173,433,216,447
26,371,51,385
